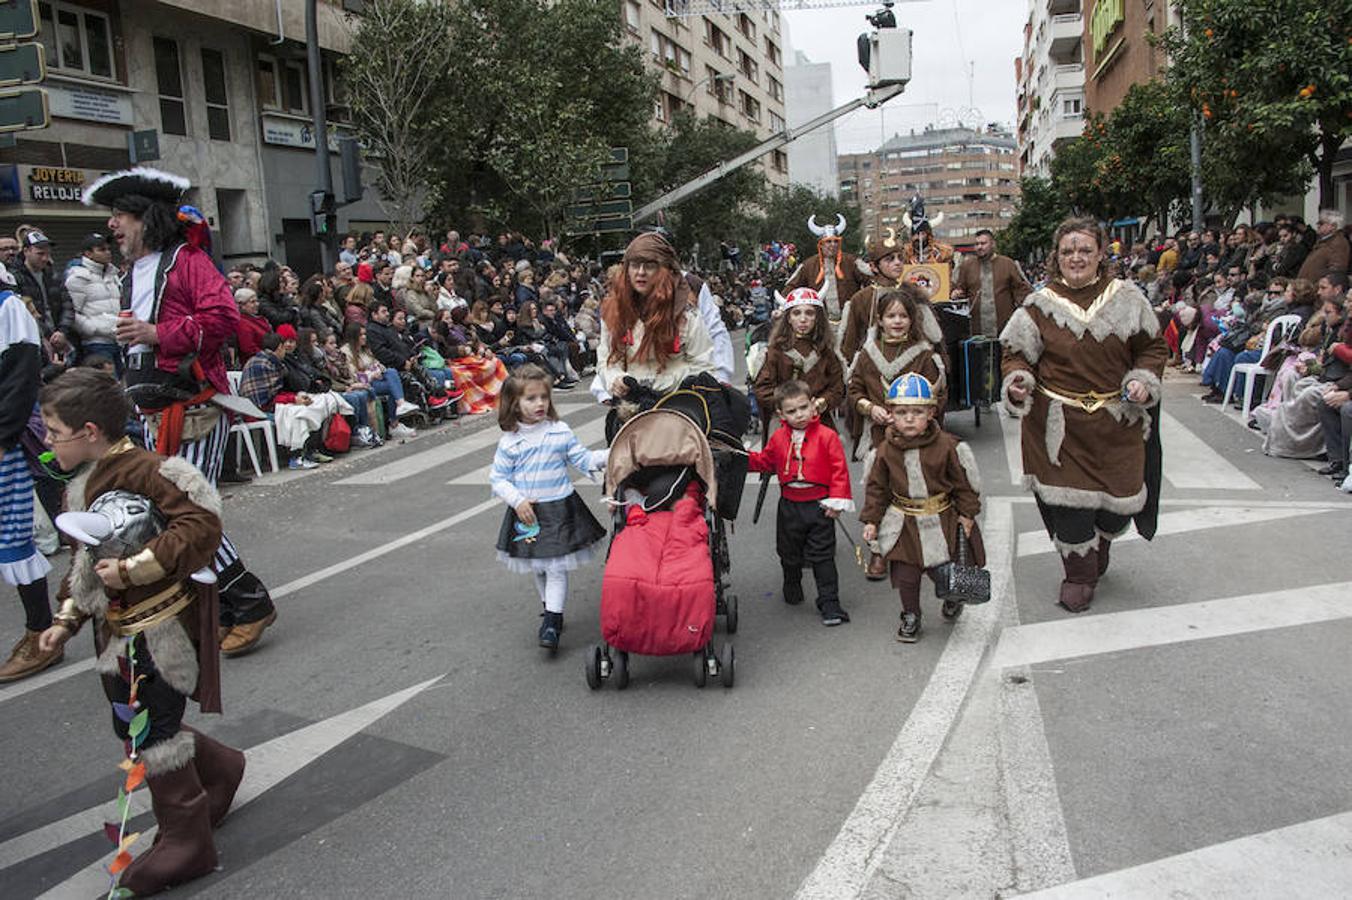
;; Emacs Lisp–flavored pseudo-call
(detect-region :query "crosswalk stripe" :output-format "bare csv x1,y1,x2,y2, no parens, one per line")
991,580,1352,670
1015,505,1318,557
1157,409,1261,491
1019,809,1352,899
336,402,599,486
445,416,610,486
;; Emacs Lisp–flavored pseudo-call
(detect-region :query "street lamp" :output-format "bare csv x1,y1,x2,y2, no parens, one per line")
685,72,734,104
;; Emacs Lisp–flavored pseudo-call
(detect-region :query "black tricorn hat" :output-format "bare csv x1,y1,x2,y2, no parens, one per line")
82,167,191,208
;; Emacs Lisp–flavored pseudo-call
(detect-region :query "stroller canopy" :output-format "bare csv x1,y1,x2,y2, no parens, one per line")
605,408,718,512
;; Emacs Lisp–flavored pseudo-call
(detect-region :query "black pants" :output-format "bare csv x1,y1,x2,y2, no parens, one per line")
777,497,839,607
1319,399,1352,469
99,632,186,753
1037,499,1131,552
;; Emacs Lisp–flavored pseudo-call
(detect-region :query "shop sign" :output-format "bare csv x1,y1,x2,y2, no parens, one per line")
46,82,133,126
260,113,345,152
25,165,88,202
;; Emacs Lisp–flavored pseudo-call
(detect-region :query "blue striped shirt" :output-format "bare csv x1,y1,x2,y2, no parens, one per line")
490,419,606,508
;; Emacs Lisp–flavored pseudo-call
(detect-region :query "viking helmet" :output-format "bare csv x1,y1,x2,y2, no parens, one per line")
807,214,847,239
886,373,937,406
777,287,825,312
867,226,905,263
85,491,166,561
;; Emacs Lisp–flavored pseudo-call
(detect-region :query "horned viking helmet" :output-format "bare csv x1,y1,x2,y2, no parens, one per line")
86,491,166,561
807,214,847,239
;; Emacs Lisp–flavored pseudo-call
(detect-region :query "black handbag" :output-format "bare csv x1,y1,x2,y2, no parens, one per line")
934,530,991,605
1220,326,1254,353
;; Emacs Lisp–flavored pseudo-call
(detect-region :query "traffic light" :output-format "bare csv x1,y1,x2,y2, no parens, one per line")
0,0,49,133
310,189,334,236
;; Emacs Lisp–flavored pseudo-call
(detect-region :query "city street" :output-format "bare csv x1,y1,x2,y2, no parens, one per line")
3,373,1350,899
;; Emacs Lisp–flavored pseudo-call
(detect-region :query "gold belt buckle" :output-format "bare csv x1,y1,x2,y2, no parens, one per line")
1079,395,1107,413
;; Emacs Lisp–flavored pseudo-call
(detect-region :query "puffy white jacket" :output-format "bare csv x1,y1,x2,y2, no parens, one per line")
65,256,122,343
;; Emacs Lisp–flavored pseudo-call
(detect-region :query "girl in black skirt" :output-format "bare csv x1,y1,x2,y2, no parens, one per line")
490,366,607,650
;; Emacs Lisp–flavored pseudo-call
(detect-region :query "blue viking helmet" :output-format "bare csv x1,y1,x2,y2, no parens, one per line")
886,372,936,406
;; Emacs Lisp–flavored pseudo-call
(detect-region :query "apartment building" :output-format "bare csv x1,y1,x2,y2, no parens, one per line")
837,126,1020,249
1082,0,1175,116
1015,0,1086,176
0,0,389,277
620,0,790,185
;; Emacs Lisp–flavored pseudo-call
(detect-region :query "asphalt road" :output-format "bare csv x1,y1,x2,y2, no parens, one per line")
3,369,1350,899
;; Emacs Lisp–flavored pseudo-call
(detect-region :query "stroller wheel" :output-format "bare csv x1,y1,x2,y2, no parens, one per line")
692,650,707,688
721,643,735,689
725,594,739,634
613,650,630,690
585,644,603,690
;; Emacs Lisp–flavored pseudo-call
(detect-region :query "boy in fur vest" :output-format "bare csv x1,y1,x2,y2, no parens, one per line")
36,368,244,897
860,373,985,643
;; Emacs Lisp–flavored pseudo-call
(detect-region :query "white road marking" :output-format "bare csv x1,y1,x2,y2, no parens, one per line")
991,580,1352,670
794,499,1014,900
337,402,599,485
1019,809,1352,899
0,656,95,704
33,675,444,897
445,416,610,486
997,404,1025,485
1157,409,1261,491
1015,505,1319,557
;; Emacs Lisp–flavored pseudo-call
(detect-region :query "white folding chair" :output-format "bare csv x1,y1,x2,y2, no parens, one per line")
1222,314,1303,420
226,370,280,477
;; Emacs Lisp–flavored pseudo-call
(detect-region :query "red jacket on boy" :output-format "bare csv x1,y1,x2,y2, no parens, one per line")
748,417,853,506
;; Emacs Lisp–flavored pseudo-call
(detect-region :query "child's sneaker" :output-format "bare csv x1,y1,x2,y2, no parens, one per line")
288,456,318,470
941,599,964,621
819,600,850,626
311,451,335,464
897,612,922,642
538,611,562,650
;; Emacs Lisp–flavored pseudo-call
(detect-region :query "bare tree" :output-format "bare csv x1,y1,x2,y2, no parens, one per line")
340,0,454,233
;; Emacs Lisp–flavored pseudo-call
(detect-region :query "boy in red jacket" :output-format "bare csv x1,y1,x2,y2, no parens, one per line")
748,380,854,625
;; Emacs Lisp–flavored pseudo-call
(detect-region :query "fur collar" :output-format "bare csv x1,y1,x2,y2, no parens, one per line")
784,346,821,375
863,338,937,386
1023,278,1158,342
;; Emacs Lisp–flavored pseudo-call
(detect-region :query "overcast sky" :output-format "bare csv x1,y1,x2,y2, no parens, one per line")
782,0,1027,154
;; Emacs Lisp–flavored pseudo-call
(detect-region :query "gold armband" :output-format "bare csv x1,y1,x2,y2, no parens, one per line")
856,398,873,416
122,547,167,587
53,598,88,635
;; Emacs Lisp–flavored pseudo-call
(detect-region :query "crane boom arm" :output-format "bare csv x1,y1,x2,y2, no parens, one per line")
633,82,904,223
663,0,923,17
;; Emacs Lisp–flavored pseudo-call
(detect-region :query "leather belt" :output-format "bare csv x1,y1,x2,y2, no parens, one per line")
891,493,951,516
105,582,194,636
1037,383,1121,413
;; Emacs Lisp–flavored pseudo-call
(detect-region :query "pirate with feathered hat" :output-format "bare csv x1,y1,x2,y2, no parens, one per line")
83,167,278,656
784,213,872,334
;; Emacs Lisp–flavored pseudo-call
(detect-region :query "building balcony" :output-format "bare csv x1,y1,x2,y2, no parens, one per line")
1053,62,1084,92
1049,13,1082,64
1047,0,1080,15
1051,115,1084,142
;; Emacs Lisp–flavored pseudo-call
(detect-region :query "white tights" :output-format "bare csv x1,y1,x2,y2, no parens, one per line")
534,570,569,614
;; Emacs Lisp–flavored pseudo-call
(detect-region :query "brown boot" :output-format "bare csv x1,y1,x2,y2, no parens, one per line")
866,553,888,581
179,725,246,827
118,737,218,895
1097,537,1112,577
1057,549,1099,614
0,630,64,683
220,610,277,656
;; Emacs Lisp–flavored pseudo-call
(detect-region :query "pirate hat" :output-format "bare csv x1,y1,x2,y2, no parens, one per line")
82,167,190,208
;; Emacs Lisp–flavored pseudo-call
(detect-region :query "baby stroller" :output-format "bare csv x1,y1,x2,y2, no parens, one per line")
586,386,746,690
398,363,458,428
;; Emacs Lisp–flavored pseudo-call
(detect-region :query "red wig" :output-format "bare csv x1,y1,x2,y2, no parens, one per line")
601,265,684,372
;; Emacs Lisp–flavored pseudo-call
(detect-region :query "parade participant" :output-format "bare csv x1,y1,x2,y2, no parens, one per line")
860,373,983,642
1000,217,1167,614
951,228,1032,336
0,262,60,682
752,288,845,431
784,214,872,335
847,284,948,580
901,197,954,267
591,233,716,423
747,380,854,626
83,167,277,654
841,228,910,365
491,365,607,651
36,368,245,896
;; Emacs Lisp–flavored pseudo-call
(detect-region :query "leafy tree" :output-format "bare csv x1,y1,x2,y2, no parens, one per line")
427,0,657,238
998,175,1070,264
340,0,456,232
1160,0,1352,207
755,184,864,259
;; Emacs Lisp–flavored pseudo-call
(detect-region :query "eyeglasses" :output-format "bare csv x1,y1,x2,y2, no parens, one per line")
627,261,660,274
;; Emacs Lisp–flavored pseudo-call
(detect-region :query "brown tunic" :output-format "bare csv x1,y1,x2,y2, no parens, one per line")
847,337,947,451
753,335,845,428
953,253,1032,336
786,254,870,324
60,439,224,712
999,276,1169,513
860,422,985,569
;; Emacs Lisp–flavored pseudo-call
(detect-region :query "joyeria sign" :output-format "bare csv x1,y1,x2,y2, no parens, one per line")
25,166,87,202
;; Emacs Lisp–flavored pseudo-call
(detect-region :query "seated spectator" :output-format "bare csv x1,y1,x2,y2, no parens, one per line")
434,271,469,315
541,297,583,376
341,321,417,440
319,328,382,446
65,232,121,374
395,264,437,325
514,299,572,388
238,332,334,469
432,308,507,415
257,267,301,330
299,274,344,337
345,281,374,325
234,288,271,366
